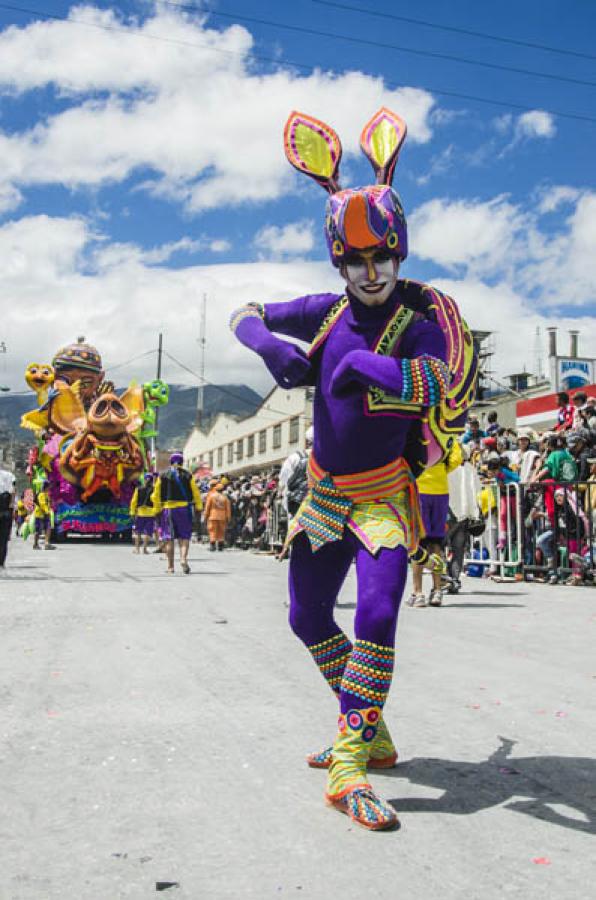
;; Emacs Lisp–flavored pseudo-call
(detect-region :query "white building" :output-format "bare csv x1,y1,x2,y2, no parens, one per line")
183,386,313,476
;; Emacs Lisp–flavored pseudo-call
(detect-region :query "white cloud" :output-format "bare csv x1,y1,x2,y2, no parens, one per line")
0,182,22,214
409,195,522,274
515,110,556,140
0,6,436,212
537,185,582,214
255,220,315,258
0,213,594,401
0,214,342,396
410,191,596,309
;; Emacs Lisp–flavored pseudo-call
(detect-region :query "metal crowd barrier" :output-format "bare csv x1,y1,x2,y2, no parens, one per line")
460,479,595,583
265,498,287,551
520,480,595,582
463,481,523,578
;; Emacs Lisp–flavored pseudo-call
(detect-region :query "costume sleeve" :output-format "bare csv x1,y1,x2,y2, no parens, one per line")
151,478,162,515
40,493,51,515
341,319,449,406
191,478,203,512
446,440,464,474
230,294,339,348
130,488,138,517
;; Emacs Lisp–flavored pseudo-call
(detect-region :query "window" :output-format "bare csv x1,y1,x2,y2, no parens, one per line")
217,447,223,468
258,429,267,454
227,442,233,464
273,423,282,449
236,438,244,460
289,416,300,444
247,434,255,457
208,452,214,469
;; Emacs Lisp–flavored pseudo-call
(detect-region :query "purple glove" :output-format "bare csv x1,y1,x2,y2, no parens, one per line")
330,350,397,397
231,306,312,388
263,340,311,389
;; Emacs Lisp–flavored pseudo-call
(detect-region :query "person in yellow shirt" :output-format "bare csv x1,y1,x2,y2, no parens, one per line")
152,453,203,575
129,472,156,555
33,482,54,550
408,440,463,607
14,495,27,536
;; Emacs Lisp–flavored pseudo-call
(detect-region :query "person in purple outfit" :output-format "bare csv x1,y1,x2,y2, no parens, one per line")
152,453,202,575
230,108,477,830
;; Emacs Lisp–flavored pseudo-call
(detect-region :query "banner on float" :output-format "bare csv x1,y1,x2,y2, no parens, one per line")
54,502,133,534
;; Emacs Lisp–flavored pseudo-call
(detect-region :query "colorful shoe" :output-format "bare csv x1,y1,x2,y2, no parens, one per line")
307,716,398,769
326,786,399,831
325,707,397,831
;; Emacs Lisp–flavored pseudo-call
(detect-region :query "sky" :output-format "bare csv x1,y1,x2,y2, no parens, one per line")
0,0,595,400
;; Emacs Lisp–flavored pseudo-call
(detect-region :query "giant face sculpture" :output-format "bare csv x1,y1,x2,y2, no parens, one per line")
52,338,104,408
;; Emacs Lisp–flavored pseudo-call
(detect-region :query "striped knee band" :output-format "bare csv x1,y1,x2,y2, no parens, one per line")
308,632,353,694
340,640,395,707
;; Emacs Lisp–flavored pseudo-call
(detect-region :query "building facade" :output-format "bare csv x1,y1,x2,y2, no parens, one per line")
183,386,313,477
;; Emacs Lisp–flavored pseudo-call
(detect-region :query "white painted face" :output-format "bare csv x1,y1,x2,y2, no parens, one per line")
342,250,399,306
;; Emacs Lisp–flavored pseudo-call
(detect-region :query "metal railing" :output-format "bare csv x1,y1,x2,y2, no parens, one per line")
459,479,595,583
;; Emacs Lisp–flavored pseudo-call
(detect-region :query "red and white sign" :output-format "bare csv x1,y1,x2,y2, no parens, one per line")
516,384,596,429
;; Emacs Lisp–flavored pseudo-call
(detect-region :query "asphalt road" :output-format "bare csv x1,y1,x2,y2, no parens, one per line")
0,537,595,900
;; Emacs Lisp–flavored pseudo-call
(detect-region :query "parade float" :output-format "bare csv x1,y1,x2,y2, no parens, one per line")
21,338,169,538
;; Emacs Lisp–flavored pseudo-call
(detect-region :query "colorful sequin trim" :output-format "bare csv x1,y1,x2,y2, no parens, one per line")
327,786,398,830
307,297,348,358
400,356,450,406
291,474,353,552
341,640,395,707
229,302,265,334
308,632,352,694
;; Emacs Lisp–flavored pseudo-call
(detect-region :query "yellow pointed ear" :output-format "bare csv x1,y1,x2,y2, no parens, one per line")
50,383,87,434
360,107,407,186
120,384,144,433
284,110,342,193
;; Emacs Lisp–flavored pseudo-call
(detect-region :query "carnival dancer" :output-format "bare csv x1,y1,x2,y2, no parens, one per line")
32,481,54,550
14,494,27,537
204,481,232,552
230,108,476,830
130,473,156,554
152,453,203,575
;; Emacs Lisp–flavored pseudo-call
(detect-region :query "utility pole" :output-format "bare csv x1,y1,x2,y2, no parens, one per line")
196,293,207,427
150,333,163,470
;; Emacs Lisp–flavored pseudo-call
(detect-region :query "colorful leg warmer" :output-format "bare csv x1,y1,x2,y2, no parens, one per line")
339,640,395,713
307,635,397,769
307,631,352,695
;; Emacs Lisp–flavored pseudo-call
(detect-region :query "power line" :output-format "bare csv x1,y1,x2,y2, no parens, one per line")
104,348,157,374
0,2,595,124
165,1,596,90
311,0,596,63
163,350,309,422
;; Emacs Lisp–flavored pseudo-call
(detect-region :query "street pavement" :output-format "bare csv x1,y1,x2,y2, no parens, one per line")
0,537,595,900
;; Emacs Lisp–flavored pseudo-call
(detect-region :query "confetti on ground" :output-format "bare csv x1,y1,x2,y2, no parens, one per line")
555,711,568,718
532,857,551,866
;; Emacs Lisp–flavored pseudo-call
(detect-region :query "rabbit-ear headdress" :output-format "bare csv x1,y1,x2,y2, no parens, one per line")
284,107,408,266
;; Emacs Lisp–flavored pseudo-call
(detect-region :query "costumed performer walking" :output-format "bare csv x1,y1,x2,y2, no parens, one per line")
32,480,54,551
152,453,203,575
204,480,232,552
230,108,476,830
130,472,156,554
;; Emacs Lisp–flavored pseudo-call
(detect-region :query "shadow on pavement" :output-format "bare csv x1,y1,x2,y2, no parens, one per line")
384,737,596,834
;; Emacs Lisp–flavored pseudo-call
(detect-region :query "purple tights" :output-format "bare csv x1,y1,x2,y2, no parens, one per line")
288,532,408,712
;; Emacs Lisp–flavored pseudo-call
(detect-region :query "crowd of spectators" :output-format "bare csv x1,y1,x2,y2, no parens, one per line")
457,390,596,586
